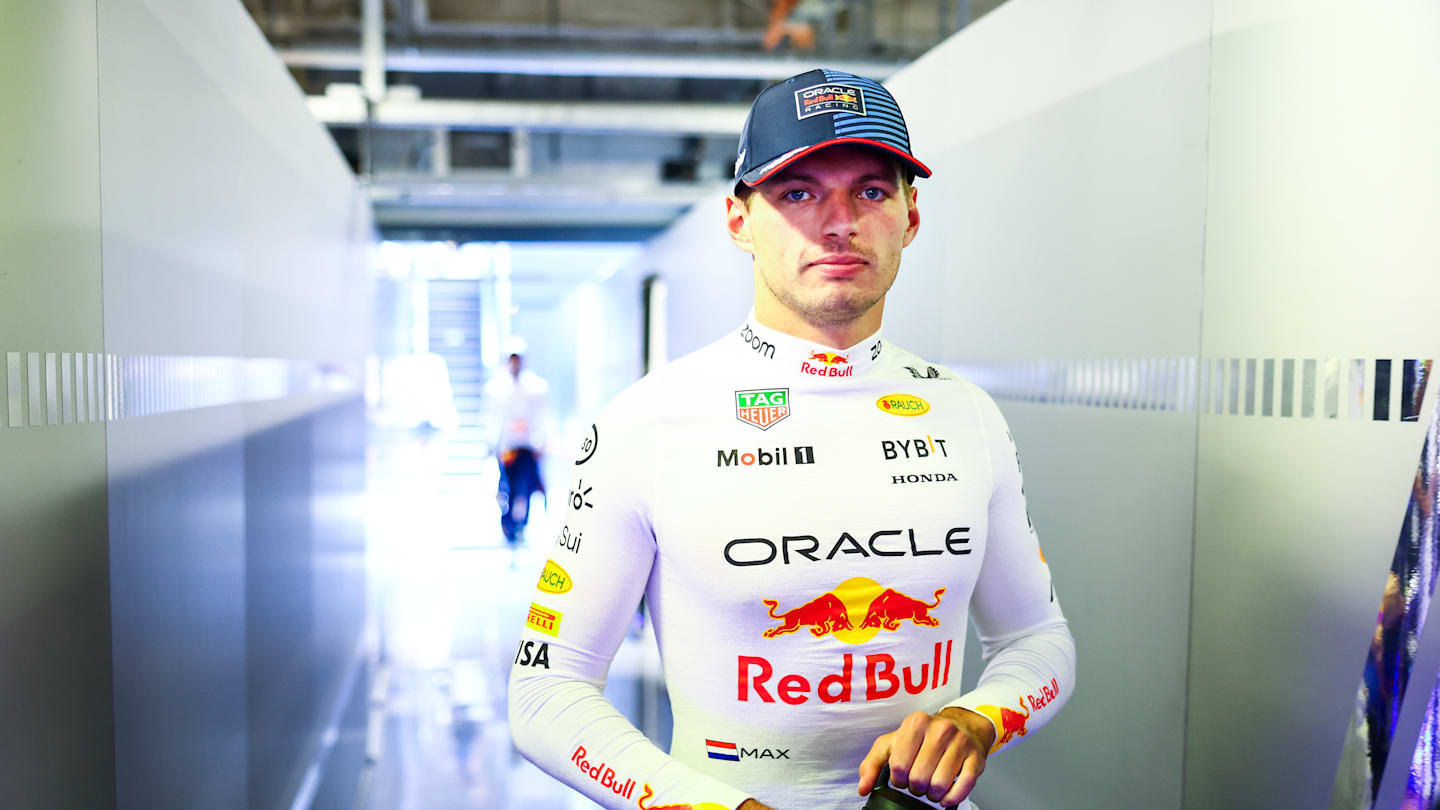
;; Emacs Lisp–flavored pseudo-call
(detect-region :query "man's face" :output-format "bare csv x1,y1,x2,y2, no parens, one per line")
727,144,920,327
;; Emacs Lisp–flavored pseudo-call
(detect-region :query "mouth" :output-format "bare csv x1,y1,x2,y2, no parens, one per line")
807,255,870,278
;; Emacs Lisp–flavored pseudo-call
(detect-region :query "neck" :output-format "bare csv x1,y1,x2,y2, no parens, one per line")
753,295,885,350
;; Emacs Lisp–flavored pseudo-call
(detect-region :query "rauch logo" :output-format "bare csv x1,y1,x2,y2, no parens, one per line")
877,393,929,417
537,559,572,594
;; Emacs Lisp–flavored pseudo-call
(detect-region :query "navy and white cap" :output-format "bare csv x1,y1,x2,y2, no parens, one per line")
734,67,932,187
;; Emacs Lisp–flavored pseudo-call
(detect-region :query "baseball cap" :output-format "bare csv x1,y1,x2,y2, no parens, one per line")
733,68,932,187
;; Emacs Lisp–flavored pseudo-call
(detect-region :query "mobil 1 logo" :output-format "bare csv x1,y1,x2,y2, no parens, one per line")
717,446,815,468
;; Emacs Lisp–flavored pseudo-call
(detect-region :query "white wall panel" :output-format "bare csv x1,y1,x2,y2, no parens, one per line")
0,4,116,806
1186,1,1440,805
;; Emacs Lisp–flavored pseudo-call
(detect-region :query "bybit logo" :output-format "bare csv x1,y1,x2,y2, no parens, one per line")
881,435,948,460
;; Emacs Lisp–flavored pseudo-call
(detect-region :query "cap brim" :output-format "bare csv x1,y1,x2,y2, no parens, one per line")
739,137,933,186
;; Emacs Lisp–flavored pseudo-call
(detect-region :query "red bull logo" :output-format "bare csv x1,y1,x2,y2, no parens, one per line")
738,640,954,705
571,745,638,800
858,587,945,631
974,694,1040,753
760,577,944,644
801,351,853,378
635,783,728,810
762,593,853,638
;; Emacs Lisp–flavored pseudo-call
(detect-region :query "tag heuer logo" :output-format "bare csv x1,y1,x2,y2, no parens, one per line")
735,388,790,430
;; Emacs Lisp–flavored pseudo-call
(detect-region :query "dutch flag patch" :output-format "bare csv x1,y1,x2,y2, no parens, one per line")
705,739,739,761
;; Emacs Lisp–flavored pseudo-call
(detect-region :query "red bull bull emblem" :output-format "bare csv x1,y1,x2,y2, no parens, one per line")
974,693,1042,753
801,351,853,378
635,783,729,810
735,388,790,430
761,577,944,643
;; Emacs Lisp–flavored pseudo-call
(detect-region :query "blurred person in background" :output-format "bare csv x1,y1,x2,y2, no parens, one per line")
485,351,551,546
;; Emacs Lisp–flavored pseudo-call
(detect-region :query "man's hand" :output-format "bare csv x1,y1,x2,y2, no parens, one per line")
857,707,996,807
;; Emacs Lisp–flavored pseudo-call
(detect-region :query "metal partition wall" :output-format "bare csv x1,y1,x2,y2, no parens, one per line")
640,0,1440,807
1186,2,1440,806
0,3,115,807
0,0,374,808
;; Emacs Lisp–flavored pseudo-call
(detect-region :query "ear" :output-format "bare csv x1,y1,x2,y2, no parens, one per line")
901,185,921,247
725,195,756,255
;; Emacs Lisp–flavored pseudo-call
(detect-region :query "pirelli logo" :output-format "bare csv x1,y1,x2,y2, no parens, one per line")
527,603,562,637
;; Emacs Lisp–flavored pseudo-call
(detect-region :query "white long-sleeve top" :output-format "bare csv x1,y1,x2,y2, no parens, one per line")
509,314,1075,810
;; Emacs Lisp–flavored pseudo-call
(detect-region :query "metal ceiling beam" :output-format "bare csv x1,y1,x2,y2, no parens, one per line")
368,173,721,229
309,90,749,134
279,47,903,81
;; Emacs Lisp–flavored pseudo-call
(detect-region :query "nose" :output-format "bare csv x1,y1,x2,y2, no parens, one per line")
818,191,859,240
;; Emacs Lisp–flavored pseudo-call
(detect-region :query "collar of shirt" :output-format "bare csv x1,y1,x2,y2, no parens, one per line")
731,310,885,379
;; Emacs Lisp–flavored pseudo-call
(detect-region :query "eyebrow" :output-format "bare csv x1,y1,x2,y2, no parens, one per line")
773,172,899,186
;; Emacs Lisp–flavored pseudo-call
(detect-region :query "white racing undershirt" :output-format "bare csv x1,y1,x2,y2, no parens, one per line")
509,314,1075,810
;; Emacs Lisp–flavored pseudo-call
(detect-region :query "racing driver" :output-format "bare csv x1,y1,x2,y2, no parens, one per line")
509,68,1075,810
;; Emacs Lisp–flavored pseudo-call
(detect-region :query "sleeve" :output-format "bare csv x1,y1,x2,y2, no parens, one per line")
507,400,754,810
944,388,1076,754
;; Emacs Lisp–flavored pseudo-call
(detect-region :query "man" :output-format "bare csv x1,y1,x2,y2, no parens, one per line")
486,351,550,545
510,69,1074,810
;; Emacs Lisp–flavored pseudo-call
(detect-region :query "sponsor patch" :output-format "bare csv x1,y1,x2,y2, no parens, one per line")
717,446,814,467
794,82,866,119
706,739,739,761
556,524,582,554
514,640,551,669
526,603,562,636
635,783,730,810
576,423,599,465
801,351,853,378
704,739,790,762
877,393,929,417
568,480,594,511
735,388,790,430
537,559,573,594
974,695,1034,754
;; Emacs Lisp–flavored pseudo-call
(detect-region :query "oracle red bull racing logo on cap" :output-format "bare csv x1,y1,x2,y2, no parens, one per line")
794,83,866,119
801,351,853,378
735,388,790,430
761,577,944,644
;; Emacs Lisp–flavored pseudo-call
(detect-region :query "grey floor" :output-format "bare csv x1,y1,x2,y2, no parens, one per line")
360,428,666,810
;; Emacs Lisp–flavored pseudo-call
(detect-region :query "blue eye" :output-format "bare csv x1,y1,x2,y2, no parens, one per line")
861,187,885,200
784,189,809,202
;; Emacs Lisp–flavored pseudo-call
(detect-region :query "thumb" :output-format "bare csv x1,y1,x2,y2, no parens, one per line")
857,736,892,796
